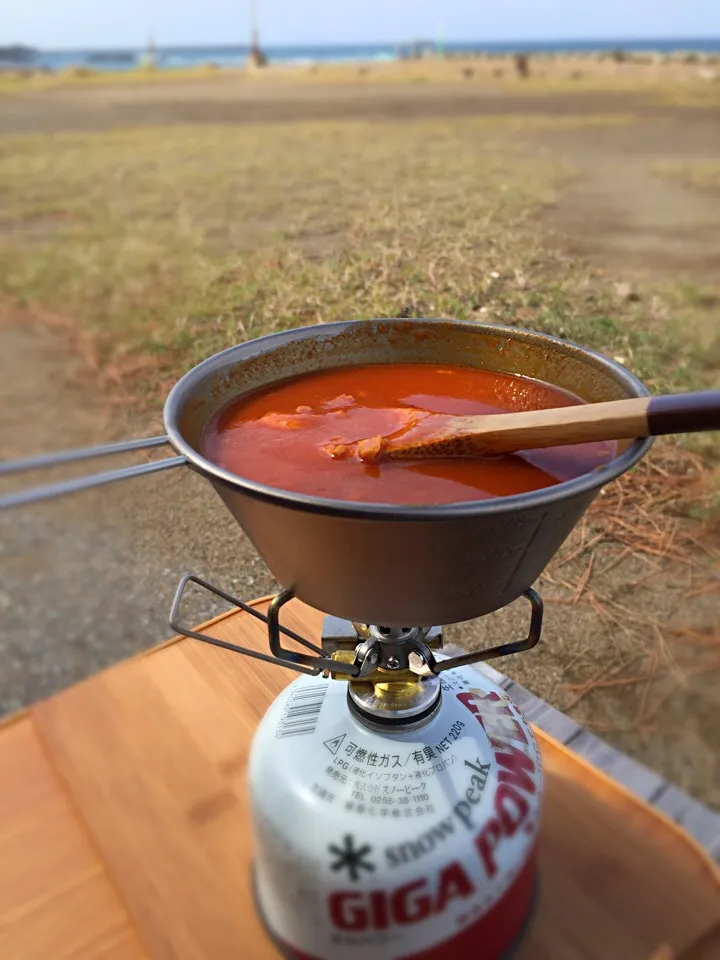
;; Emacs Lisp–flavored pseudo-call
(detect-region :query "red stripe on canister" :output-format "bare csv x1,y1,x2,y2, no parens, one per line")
277,846,537,960
400,847,536,960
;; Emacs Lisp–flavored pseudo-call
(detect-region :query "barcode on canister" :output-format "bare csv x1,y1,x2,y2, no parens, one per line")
276,684,328,738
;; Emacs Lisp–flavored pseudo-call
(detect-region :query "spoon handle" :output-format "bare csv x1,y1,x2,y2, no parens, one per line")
647,391,720,436
380,390,720,460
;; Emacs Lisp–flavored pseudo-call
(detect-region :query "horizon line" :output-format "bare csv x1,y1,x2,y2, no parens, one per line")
15,34,720,54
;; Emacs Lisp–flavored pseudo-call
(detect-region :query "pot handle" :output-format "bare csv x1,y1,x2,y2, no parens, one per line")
0,435,186,510
428,587,543,673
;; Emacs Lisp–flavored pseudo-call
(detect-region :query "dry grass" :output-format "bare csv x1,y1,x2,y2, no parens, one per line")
246,54,720,105
447,432,720,802
654,159,720,192
0,73,57,96
0,119,565,380
288,56,720,105
445,434,720,802
655,82,720,108
0,115,714,407
540,444,720,734
2,103,719,801
0,63,237,96
3,52,719,106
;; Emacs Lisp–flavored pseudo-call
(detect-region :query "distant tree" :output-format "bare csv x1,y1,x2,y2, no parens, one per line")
514,53,530,79
247,0,268,68
248,46,267,68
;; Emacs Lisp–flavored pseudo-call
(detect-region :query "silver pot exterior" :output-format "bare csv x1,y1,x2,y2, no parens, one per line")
164,319,652,626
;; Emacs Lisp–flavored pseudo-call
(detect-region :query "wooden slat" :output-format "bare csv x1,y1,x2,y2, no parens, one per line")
27,601,720,960
681,920,720,960
30,601,323,960
518,730,720,960
567,729,667,803
474,664,720,855
0,717,146,960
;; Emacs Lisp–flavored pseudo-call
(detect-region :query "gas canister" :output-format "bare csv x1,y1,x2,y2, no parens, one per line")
250,624,541,960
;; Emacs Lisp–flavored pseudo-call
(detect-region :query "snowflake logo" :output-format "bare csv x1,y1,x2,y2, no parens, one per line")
328,834,375,882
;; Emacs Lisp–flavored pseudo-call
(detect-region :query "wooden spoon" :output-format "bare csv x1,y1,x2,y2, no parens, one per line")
343,390,720,462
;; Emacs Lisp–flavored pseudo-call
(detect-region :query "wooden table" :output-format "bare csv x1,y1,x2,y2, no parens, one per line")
1,598,719,960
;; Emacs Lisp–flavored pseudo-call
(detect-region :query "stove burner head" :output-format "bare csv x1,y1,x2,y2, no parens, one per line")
323,619,442,678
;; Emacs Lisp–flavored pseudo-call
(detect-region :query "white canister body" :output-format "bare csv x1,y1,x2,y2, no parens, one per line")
249,666,542,960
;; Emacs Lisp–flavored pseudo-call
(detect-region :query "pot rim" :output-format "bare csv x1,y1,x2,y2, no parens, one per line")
163,318,654,521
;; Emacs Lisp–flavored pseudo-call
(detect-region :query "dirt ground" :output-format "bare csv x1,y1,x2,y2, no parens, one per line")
1,79,718,805
532,117,720,279
0,77,663,135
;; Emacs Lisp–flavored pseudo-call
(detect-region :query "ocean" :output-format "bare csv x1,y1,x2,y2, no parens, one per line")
18,38,720,73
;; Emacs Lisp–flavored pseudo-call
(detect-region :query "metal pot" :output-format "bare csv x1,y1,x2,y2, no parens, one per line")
162,318,651,625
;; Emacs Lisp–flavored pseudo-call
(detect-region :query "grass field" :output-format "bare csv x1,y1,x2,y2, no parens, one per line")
1,82,719,802
1,114,715,408
4,51,720,99
655,159,720,192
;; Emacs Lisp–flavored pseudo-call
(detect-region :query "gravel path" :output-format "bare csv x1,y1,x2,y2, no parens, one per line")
0,321,274,715
0,79,644,136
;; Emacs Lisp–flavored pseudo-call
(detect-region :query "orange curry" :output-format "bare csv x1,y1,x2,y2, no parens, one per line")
201,363,615,505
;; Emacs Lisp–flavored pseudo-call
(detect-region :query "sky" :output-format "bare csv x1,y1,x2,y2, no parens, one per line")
5,0,720,50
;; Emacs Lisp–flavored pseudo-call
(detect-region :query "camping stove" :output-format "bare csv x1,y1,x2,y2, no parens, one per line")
171,576,544,960
2,318,655,956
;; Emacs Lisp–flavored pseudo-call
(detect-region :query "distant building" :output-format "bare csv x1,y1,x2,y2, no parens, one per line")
139,35,158,69
0,44,37,65
86,50,136,65
397,40,438,61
